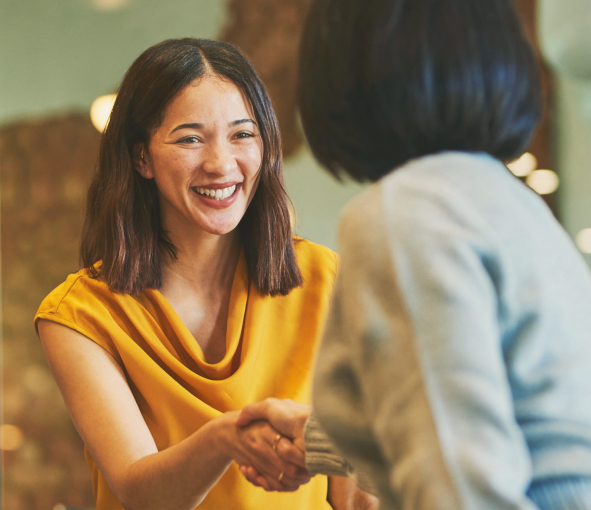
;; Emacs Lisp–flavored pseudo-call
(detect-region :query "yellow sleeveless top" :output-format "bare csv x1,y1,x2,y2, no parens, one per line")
35,239,337,510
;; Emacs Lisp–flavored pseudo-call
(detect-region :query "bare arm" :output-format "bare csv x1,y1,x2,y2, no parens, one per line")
38,320,305,510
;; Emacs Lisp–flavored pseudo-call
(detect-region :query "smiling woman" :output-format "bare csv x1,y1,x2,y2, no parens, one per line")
32,39,360,510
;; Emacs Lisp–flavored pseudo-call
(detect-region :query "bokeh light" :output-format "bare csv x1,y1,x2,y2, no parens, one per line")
507,152,538,177
576,228,591,253
90,94,117,133
90,0,130,11
526,169,559,195
23,364,55,396
1,424,25,451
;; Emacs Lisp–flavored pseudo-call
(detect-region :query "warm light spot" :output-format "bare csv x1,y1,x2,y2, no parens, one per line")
526,169,559,195
23,364,54,395
90,94,117,133
507,152,538,177
0,424,25,451
53,504,67,510
576,229,591,254
90,0,130,11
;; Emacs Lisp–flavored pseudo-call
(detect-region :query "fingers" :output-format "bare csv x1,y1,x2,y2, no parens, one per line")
270,471,311,492
276,436,307,470
236,421,299,481
239,464,312,492
259,430,306,480
271,433,282,452
233,403,311,490
236,400,272,427
242,423,308,477
240,465,271,490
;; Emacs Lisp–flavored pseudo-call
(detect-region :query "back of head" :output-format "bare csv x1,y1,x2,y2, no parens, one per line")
299,0,542,182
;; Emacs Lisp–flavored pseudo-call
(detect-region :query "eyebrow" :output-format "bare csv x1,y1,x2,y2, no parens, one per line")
170,118,257,133
230,118,257,127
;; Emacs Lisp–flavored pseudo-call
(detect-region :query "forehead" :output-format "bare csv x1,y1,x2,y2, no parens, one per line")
163,75,255,123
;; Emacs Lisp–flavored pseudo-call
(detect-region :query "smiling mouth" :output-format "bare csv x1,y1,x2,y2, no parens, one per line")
193,184,238,200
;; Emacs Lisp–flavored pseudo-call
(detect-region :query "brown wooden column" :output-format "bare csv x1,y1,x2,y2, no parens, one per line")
220,0,312,158
1,114,99,509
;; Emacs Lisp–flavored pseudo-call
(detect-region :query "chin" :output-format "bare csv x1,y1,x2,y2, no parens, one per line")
201,221,241,237
191,208,245,237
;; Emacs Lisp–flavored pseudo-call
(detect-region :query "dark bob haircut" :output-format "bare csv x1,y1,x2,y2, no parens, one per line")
299,0,542,182
81,38,302,296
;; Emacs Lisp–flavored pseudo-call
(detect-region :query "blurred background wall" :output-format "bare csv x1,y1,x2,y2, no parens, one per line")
1,1,590,509
538,0,591,262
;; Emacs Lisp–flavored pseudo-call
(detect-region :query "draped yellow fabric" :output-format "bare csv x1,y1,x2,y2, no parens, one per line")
35,239,337,510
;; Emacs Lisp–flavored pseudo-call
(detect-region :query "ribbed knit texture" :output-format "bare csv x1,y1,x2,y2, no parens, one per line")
527,478,591,510
305,413,377,495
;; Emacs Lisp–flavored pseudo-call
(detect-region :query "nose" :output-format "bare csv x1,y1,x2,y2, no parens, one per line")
201,138,237,175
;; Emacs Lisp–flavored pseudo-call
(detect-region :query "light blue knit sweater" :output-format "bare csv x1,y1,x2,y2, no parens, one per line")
310,152,591,509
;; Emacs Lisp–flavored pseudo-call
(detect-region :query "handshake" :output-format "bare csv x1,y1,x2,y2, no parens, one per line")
232,398,379,510
234,398,313,492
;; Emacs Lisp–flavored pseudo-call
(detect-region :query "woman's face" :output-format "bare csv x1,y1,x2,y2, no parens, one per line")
137,75,263,238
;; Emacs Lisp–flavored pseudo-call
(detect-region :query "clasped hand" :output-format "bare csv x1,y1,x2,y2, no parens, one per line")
233,398,311,492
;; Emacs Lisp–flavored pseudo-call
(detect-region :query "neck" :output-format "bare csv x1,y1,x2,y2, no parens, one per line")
160,228,241,296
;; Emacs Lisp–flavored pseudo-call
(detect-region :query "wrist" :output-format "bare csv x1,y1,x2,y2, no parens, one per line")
213,411,240,462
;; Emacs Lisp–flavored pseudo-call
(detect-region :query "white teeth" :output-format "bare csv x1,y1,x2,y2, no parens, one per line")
195,184,237,200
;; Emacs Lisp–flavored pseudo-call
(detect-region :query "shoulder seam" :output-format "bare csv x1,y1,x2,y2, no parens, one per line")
53,272,88,316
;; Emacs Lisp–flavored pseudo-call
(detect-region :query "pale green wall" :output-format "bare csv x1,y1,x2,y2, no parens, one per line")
283,149,365,251
555,76,591,265
538,0,591,265
0,0,363,251
0,0,225,122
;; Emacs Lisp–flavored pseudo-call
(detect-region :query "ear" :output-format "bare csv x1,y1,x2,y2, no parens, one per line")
133,143,154,179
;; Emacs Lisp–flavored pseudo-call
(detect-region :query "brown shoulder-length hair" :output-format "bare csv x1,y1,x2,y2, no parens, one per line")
81,38,302,296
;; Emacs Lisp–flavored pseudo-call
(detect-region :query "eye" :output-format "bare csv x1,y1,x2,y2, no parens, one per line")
177,135,200,144
235,131,255,139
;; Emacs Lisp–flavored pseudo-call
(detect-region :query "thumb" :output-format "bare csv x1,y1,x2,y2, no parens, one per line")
236,401,270,427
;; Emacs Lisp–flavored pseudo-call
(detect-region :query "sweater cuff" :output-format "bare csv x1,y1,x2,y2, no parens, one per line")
304,413,378,495
304,413,353,477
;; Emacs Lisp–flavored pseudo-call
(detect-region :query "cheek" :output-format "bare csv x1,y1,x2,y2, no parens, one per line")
246,141,264,182
152,153,191,183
